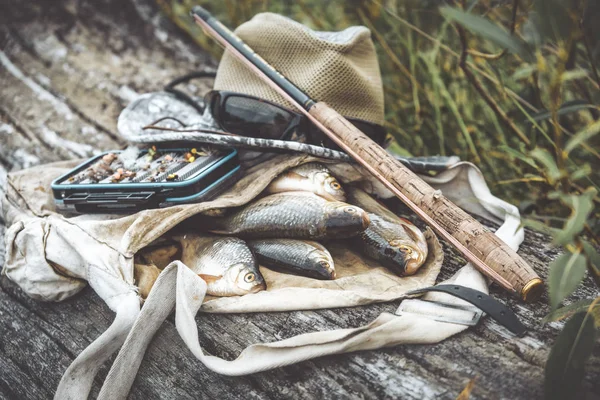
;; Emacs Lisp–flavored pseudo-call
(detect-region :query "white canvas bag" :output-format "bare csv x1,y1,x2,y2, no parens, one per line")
1,154,523,399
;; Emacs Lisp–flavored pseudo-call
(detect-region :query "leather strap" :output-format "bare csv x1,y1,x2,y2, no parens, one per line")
407,284,527,337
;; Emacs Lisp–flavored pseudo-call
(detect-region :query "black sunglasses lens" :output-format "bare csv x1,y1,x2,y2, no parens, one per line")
221,96,296,139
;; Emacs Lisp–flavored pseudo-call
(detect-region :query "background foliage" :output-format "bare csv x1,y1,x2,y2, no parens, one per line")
158,0,598,397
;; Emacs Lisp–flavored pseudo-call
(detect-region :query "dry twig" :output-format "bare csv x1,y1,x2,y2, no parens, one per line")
456,24,531,145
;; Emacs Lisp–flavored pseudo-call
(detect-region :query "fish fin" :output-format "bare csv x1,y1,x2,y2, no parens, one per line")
401,224,421,242
398,217,415,226
267,172,310,193
284,171,308,180
206,229,230,235
305,240,330,253
198,274,223,283
270,171,307,185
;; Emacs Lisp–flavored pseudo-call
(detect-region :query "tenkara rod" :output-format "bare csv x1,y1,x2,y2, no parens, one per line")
191,6,543,301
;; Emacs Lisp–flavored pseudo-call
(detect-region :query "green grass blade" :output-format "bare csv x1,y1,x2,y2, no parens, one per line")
565,120,600,155
439,6,533,62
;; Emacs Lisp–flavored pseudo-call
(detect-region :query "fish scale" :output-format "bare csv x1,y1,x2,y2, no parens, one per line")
353,214,413,273
347,187,429,276
203,192,368,239
247,239,335,280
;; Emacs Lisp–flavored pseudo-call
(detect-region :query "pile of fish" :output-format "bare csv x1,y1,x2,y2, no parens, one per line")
136,162,429,297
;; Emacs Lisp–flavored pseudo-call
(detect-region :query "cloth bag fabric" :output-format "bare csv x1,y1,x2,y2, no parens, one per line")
1,154,523,399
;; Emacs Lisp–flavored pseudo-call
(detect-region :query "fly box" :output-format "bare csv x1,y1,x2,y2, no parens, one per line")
52,147,240,213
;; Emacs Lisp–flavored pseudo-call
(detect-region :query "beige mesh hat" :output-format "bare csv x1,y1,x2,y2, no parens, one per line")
214,12,385,126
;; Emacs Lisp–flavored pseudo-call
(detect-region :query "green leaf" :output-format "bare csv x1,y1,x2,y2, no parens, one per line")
565,120,600,155
543,299,594,323
548,251,587,310
510,95,553,144
582,241,600,268
582,241,600,288
547,190,563,200
554,188,597,246
569,164,591,181
562,69,590,82
530,147,561,184
511,64,537,80
529,100,596,123
439,7,533,61
545,312,597,400
499,145,538,168
522,13,543,47
535,0,576,44
521,218,561,236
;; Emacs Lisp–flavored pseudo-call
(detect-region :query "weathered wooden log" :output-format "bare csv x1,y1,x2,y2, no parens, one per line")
0,0,598,399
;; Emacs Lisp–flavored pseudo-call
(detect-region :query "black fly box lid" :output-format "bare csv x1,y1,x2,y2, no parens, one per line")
52,147,240,213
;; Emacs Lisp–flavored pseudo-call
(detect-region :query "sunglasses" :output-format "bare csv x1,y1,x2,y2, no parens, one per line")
203,90,387,150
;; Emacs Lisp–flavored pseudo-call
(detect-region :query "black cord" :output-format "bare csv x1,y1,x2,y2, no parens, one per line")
164,71,217,89
164,71,217,114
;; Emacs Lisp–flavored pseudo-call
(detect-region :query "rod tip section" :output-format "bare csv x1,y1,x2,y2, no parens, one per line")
521,278,544,302
190,6,212,21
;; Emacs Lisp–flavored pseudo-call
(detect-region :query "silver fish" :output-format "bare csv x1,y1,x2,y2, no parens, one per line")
247,239,336,280
201,192,369,240
347,187,428,275
175,234,266,296
266,162,346,202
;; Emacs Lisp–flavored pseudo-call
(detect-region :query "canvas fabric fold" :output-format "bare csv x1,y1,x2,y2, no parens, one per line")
0,155,524,399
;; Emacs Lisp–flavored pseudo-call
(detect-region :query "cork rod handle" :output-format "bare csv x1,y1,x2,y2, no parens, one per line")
309,102,543,302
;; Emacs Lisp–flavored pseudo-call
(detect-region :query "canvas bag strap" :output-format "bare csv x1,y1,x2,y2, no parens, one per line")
54,292,140,400
96,261,471,399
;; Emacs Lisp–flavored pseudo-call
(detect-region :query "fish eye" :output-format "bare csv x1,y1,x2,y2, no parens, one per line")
244,273,255,283
330,181,341,190
344,207,356,214
399,245,413,254
318,260,330,268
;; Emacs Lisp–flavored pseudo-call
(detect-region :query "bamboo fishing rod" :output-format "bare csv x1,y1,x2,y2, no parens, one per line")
191,6,543,302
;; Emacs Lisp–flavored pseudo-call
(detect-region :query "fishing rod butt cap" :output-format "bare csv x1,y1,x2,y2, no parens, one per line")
190,5,212,21
521,278,543,302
